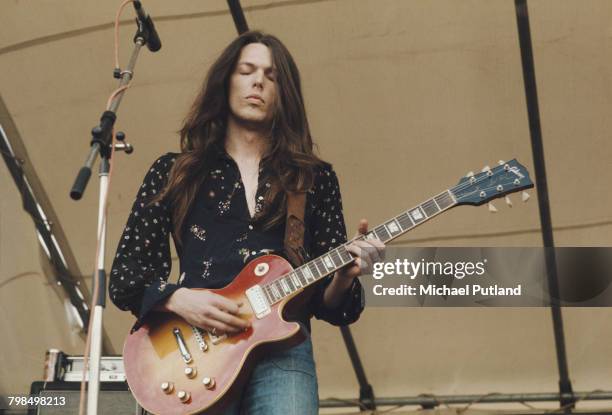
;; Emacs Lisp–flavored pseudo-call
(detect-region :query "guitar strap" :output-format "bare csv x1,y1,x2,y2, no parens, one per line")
283,191,319,324
283,191,307,267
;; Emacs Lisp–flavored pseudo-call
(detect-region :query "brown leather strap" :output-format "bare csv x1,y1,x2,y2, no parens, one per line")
284,191,307,266
282,191,313,324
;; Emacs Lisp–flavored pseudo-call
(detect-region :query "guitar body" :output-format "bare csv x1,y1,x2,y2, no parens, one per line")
123,255,307,415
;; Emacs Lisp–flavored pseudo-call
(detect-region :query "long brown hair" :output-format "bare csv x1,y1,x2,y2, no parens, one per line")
156,31,322,245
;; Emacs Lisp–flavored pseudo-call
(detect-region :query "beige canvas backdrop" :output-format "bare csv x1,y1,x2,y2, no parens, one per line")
1,0,611,412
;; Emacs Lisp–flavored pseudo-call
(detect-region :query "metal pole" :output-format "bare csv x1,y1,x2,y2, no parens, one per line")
320,390,612,410
513,0,574,410
227,0,249,34
340,326,376,410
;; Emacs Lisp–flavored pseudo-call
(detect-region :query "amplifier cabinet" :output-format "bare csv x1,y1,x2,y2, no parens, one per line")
28,381,143,415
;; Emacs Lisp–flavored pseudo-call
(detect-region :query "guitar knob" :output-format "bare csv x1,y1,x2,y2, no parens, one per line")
185,367,197,379
488,202,498,213
505,196,513,207
202,377,216,390
160,382,174,394
177,390,191,403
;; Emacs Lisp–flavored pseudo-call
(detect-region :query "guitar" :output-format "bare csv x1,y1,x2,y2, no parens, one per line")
123,159,534,415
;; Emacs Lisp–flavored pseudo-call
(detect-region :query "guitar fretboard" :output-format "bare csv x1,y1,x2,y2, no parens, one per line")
261,189,457,305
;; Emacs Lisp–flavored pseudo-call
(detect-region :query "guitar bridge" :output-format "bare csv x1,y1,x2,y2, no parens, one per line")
246,284,271,319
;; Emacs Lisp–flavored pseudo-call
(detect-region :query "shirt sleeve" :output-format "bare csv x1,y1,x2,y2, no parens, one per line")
109,153,180,331
307,164,365,326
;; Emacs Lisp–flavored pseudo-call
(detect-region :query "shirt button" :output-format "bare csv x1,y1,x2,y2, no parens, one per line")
248,224,254,230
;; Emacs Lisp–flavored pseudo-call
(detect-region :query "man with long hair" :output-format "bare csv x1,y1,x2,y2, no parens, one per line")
110,31,384,414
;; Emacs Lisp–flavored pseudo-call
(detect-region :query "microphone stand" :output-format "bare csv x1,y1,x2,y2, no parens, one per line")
69,3,160,414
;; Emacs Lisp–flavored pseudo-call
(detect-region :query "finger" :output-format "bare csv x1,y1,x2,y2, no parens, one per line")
357,237,384,250
201,319,236,335
354,253,371,274
208,307,251,330
211,293,241,315
363,238,385,260
358,218,368,235
352,240,383,264
345,242,361,257
353,218,369,238
353,258,362,272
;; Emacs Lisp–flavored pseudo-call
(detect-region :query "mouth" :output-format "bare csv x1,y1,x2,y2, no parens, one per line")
246,95,264,104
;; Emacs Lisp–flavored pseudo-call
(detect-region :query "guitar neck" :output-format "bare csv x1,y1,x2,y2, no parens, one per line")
260,189,458,305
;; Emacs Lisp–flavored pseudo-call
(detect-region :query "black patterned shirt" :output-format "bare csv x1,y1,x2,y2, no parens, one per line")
109,148,364,331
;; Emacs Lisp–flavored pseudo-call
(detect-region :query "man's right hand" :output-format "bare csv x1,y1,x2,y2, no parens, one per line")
164,288,251,335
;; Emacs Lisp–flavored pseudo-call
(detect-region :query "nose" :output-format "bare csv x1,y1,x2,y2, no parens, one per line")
252,69,264,89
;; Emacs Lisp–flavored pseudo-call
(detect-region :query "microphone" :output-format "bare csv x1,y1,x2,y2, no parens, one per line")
133,0,161,52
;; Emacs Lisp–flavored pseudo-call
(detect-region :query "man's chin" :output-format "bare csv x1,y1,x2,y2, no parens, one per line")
232,113,272,130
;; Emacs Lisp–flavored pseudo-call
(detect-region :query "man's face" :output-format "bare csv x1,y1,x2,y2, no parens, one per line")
228,43,277,126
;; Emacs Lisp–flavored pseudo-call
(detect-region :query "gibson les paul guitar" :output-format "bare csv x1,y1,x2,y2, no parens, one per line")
123,159,534,415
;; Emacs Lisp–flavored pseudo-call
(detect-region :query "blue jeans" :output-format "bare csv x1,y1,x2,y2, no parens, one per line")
223,336,318,415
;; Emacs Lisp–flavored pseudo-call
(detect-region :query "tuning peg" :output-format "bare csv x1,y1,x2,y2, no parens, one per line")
522,191,530,202
488,202,498,213
498,160,505,165
505,196,513,207
466,171,474,177
481,165,491,172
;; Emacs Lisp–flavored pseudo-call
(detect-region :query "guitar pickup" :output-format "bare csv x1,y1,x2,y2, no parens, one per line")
191,326,208,352
172,328,192,364
246,284,271,319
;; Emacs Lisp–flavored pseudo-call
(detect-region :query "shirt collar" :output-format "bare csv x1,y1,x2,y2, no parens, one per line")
210,141,232,162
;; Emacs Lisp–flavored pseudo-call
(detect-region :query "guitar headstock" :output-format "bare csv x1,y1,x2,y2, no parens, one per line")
451,159,534,208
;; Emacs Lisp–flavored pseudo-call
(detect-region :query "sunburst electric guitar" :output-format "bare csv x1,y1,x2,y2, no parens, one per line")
123,159,534,415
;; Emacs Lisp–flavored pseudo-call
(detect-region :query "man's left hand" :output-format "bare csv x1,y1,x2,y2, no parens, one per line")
337,218,385,280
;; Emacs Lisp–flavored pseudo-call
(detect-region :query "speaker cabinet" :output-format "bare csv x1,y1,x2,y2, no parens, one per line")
28,381,142,415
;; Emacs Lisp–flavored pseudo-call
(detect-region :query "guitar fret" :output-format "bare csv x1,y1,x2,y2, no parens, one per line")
385,218,402,236
421,198,440,217
271,283,281,300
330,249,344,267
270,281,279,297
277,280,286,296
280,278,291,295
432,197,441,210
397,212,413,230
338,246,353,263
435,191,454,210
408,206,426,224
263,285,274,303
295,268,307,286
322,254,335,270
305,264,317,281
285,275,296,292
274,279,283,296
276,281,284,299
315,257,328,275
291,271,303,288
373,225,391,242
